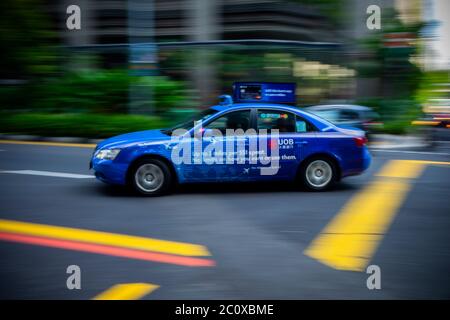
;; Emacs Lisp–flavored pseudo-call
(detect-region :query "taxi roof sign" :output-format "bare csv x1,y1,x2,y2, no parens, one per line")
233,82,296,105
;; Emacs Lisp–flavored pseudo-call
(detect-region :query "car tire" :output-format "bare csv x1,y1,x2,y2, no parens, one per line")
129,158,172,196
301,157,337,191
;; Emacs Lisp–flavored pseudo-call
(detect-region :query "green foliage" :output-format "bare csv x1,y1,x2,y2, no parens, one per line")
415,71,450,105
356,98,422,134
1,70,188,115
0,0,58,77
0,113,171,138
139,76,188,114
32,70,131,114
353,8,426,134
0,85,30,111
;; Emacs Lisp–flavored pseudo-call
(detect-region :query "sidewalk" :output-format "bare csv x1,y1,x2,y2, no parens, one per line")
369,134,428,149
0,134,102,145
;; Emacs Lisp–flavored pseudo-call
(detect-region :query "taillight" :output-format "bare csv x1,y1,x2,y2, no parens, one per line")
353,136,367,147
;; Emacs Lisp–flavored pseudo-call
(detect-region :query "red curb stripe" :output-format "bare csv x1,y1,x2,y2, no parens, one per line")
0,232,215,267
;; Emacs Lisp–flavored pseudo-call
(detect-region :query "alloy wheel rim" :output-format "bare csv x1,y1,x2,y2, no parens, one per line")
306,160,332,188
135,164,164,192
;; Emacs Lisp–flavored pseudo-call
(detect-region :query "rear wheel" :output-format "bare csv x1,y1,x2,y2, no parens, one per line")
301,158,336,191
130,159,172,196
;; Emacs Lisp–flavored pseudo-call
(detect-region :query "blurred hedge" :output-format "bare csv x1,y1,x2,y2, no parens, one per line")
0,70,188,115
355,98,421,134
0,113,171,138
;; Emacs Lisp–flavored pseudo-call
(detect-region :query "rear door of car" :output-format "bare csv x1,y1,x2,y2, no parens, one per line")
251,108,316,181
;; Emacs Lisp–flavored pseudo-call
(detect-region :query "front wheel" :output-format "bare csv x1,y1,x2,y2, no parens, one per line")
301,158,336,191
130,159,172,196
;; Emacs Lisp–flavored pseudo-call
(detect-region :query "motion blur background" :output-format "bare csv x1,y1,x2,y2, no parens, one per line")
0,0,449,139
1,0,450,300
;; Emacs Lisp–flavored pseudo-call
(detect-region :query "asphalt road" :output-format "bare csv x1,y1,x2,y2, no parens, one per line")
0,138,449,299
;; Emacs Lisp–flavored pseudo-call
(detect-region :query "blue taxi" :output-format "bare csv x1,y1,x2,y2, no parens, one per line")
91,83,371,195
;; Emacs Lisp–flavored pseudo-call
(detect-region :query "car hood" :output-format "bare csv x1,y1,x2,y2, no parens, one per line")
96,129,170,149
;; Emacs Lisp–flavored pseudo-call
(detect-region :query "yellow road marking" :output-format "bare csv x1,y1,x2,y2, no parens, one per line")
93,283,159,300
0,140,96,148
0,219,211,257
411,120,440,126
403,160,450,166
304,158,450,272
304,178,411,271
376,159,426,178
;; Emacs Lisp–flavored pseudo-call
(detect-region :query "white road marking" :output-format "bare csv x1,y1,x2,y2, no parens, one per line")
371,149,450,156
0,170,94,179
279,230,307,233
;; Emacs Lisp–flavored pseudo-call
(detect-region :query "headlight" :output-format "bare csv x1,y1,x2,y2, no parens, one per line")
95,149,121,160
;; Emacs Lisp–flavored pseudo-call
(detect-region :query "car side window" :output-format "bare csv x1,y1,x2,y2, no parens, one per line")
205,110,251,134
340,110,359,121
295,115,316,133
295,117,308,133
257,110,296,133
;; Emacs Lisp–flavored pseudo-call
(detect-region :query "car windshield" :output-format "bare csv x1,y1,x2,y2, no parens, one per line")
164,109,218,134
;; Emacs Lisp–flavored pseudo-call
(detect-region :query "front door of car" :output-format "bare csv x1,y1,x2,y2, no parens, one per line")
203,109,253,181
182,109,253,182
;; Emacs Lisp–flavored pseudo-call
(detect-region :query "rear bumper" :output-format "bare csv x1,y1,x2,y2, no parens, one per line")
341,147,371,178
362,147,371,171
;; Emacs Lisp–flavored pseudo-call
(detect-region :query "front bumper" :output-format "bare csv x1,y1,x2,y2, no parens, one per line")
90,157,128,185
